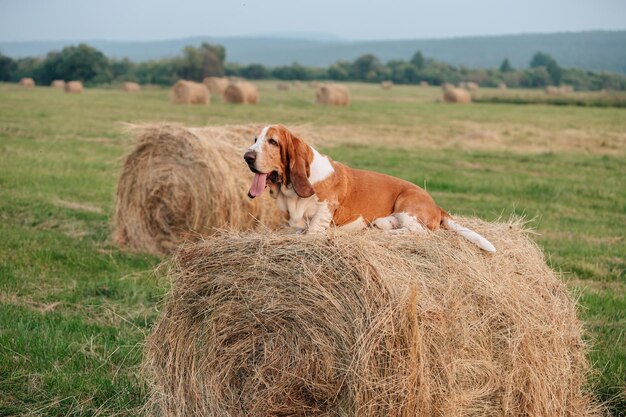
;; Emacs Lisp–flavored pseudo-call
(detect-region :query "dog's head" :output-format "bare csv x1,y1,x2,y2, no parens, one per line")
244,125,315,199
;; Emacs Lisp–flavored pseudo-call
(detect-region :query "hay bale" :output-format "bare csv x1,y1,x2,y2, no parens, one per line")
441,82,453,91
545,86,559,95
51,80,65,89
292,80,303,88
64,81,83,93
419,81,429,87
223,81,259,104
560,85,574,94
122,82,141,92
276,82,290,91
498,82,508,90
381,80,393,90
315,84,350,106
170,80,209,104
144,218,599,417
203,77,229,97
113,123,284,256
443,87,472,103
19,77,35,87
466,81,479,91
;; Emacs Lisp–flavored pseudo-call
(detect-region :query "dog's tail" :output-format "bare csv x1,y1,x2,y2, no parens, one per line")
441,213,496,253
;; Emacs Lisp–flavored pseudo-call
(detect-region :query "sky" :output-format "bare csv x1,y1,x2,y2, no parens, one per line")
1,0,625,42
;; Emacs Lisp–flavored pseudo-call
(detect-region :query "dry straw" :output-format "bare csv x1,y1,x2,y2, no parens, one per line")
113,123,283,255
170,80,209,104
420,81,430,87
381,80,393,90
203,77,229,97
223,81,259,104
122,82,141,92
64,81,84,93
144,217,599,417
316,84,350,106
276,82,290,91
51,80,65,89
19,77,35,87
443,86,472,103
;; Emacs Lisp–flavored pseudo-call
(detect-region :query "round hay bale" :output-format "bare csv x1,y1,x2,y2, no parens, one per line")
441,82,453,91
466,81,479,91
292,80,303,88
381,80,393,90
419,81,429,87
545,86,560,95
113,123,283,256
276,82,290,91
498,82,508,90
315,84,350,106
223,81,259,104
144,219,599,417
122,82,141,92
64,81,84,93
51,80,65,89
203,76,229,97
171,80,209,104
443,87,472,103
19,77,35,87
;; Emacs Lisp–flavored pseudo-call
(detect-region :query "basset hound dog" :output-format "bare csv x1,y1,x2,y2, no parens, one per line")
243,124,496,253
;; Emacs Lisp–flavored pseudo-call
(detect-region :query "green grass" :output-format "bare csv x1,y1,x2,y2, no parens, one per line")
0,81,624,416
473,89,626,108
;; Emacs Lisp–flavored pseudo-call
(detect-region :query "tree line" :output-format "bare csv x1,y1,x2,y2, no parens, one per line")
1,42,625,91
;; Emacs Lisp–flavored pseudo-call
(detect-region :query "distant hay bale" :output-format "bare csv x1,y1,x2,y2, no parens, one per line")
113,123,283,256
315,84,350,106
203,77,229,97
466,81,479,91
419,81,429,87
64,81,83,93
122,82,141,92
545,86,560,95
443,87,472,103
223,81,259,104
51,80,65,89
381,80,393,90
441,82,453,91
498,82,508,90
144,219,599,417
276,82,290,91
19,78,35,87
560,85,574,94
292,80,302,88
171,80,209,105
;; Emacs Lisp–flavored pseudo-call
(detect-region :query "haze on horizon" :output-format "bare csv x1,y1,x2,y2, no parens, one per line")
1,0,625,43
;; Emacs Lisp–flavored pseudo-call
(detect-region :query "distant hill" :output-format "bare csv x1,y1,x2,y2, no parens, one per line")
1,31,625,74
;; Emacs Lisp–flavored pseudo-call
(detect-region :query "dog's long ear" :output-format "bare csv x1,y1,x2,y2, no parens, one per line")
285,131,315,198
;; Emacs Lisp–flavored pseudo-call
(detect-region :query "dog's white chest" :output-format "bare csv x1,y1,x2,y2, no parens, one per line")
276,187,324,230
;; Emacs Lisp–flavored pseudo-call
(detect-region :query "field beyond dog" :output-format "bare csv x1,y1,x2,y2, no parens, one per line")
0,81,624,416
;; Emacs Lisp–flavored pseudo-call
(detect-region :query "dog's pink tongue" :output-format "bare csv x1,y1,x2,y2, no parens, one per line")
248,173,267,198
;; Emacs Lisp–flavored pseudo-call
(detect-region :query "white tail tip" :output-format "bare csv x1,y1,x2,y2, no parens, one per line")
446,220,496,253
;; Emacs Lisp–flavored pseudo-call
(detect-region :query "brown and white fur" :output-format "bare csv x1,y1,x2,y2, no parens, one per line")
243,124,495,252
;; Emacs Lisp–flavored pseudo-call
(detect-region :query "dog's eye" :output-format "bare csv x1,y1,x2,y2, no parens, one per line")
268,139,278,146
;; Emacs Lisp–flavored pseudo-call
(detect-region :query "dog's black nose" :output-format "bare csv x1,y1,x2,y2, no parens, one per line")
243,151,256,165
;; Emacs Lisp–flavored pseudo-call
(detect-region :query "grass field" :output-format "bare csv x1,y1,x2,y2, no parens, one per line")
0,81,624,416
